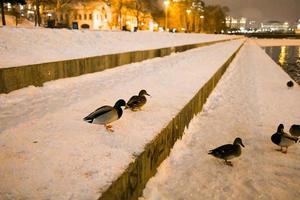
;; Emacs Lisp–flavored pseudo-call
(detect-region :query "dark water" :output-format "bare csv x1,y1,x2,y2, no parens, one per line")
264,46,300,85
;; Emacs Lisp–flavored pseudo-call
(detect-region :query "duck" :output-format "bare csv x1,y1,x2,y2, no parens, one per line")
126,89,150,111
289,124,300,137
287,81,294,88
208,137,245,166
271,124,298,153
83,99,126,132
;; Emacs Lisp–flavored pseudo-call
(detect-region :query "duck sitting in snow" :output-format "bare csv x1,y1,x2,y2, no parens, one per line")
208,137,245,166
289,124,300,137
287,81,294,88
126,89,150,111
83,99,126,132
271,124,298,153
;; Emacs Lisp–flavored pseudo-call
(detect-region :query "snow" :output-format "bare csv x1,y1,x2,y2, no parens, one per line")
0,39,244,200
140,40,300,200
0,27,239,68
253,38,300,47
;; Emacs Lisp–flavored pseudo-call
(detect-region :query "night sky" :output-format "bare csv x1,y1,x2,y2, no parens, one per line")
203,0,300,24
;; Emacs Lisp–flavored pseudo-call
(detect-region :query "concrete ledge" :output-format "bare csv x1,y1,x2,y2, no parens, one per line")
98,43,244,200
0,38,240,94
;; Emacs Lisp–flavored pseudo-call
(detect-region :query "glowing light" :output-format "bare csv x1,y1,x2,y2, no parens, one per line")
279,46,286,66
186,9,191,14
164,0,170,7
200,15,204,19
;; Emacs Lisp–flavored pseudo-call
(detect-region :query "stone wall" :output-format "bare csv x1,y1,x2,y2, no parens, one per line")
0,38,239,94
98,42,244,200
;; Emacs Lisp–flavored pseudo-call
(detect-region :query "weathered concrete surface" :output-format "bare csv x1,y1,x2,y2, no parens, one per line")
98,43,244,200
0,38,240,94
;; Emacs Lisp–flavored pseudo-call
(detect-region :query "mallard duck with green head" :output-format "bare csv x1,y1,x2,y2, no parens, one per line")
289,124,300,137
208,137,245,166
83,99,126,132
271,124,298,153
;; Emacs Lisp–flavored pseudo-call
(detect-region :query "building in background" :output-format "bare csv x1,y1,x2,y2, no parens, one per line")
225,16,246,30
260,21,291,33
296,19,300,34
57,1,112,30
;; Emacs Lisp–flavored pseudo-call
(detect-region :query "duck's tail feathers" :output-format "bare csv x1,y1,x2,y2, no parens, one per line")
208,150,213,155
83,117,93,123
125,105,129,109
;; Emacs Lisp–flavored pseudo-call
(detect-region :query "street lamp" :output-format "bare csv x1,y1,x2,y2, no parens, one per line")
186,9,191,32
200,15,204,32
164,0,170,31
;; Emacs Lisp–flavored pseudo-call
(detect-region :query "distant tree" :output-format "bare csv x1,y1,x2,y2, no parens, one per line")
132,0,151,30
1,0,26,26
204,5,228,33
35,0,41,26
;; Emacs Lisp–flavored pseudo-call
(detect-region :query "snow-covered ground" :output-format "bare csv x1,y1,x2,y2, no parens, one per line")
254,38,300,47
141,40,300,200
0,39,244,200
0,27,239,68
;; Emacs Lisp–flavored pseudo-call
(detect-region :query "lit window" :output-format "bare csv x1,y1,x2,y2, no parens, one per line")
89,14,92,20
79,14,82,20
84,14,87,20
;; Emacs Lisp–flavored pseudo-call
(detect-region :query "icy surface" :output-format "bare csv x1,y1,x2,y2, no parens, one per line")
141,40,300,200
0,40,243,200
0,27,239,68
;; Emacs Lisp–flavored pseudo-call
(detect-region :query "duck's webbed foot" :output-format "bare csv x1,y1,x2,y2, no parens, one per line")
282,147,288,154
225,160,233,167
276,147,283,152
105,125,114,132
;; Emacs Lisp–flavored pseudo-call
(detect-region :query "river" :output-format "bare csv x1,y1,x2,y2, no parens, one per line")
264,46,300,84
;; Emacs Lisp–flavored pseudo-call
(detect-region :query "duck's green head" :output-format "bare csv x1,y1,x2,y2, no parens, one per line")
233,137,245,147
139,89,150,96
114,99,126,108
277,124,284,133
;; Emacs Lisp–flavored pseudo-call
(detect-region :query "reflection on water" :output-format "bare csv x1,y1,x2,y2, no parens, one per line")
264,46,300,85
278,46,286,66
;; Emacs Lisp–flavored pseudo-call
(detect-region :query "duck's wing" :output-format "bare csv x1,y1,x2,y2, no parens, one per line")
83,106,113,121
282,132,298,143
127,96,143,107
209,144,235,158
127,95,138,104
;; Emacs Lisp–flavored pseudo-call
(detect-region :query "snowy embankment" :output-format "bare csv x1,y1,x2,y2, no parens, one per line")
0,40,243,200
141,40,300,200
253,38,300,47
0,27,239,68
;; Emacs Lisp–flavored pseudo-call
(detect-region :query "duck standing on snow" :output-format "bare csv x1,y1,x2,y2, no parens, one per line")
83,99,126,132
126,89,150,111
289,124,300,137
208,137,245,166
271,124,298,153
287,81,294,88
